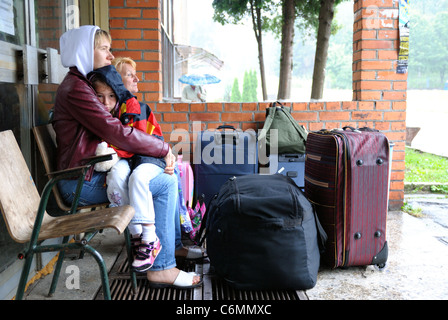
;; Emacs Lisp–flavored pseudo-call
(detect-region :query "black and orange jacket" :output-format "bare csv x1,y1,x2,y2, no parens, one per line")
117,98,166,169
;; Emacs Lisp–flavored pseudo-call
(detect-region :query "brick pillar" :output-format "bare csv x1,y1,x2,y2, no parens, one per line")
109,0,162,102
353,0,407,209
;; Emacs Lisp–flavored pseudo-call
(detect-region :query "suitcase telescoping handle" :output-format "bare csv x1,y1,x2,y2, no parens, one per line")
342,126,361,132
217,125,236,131
341,126,379,133
283,154,301,160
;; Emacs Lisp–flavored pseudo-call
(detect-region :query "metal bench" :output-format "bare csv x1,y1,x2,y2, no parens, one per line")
0,129,136,300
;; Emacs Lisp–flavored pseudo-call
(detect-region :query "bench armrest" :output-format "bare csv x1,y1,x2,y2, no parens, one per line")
45,164,93,215
46,164,91,179
82,153,114,165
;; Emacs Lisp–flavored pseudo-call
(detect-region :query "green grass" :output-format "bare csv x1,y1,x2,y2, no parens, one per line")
405,147,448,183
401,202,424,218
403,148,448,215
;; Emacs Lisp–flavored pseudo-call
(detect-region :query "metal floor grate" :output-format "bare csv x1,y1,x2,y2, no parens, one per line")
96,247,308,301
209,277,306,300
106,278,196,300
198,263,307,301
95,248,198,300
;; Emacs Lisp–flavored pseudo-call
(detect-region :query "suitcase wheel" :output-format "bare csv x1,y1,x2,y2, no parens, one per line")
376,262,386,270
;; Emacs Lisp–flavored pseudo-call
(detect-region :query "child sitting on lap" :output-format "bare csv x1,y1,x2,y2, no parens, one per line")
89,65,167,272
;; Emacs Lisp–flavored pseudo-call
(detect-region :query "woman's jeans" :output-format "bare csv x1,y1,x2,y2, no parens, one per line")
58,169,179,271
58,172,109,206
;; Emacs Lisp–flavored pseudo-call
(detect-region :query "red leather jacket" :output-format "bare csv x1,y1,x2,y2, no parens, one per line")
53,67,170,180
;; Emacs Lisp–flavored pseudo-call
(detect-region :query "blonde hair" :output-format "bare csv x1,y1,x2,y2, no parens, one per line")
94,29,112,49
112,57,137,73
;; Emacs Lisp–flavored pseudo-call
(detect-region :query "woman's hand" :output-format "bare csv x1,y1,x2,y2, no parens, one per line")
164,148,176,175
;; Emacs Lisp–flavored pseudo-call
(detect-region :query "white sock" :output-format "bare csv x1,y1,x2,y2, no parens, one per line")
141,225,157,243
128,223,142,238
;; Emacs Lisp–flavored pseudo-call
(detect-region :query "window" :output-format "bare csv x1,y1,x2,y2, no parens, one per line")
161,0,174,99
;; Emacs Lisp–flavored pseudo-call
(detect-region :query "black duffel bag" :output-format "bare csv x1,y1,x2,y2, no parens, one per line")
202,174,327,290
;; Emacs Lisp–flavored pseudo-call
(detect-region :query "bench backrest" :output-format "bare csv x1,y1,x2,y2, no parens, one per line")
33,124,72,211
0,130,52,243
33,124,58,174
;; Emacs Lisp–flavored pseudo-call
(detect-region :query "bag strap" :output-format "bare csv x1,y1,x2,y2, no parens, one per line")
258,101,307,142
196,194,216,246
258,102,280,141
281,107,308,141
311,204,328,254
185,163,194,208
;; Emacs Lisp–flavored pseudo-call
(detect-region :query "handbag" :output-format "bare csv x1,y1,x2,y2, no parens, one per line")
258,101,308,154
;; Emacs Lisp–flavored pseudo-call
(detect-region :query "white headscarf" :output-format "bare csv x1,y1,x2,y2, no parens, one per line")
60,25,99,77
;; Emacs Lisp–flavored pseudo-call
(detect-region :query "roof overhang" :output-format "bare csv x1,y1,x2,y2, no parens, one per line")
175,44,224,70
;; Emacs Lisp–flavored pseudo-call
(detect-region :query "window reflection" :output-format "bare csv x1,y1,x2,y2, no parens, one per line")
0,0,25,45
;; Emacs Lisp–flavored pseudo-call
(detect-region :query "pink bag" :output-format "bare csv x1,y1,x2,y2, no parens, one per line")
177,154,194,208
177,155,207,243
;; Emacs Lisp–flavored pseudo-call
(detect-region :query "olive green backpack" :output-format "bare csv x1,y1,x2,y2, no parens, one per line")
258,101,308,154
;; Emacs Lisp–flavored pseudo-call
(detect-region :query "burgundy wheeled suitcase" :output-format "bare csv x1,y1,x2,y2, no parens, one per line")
304,127,390,268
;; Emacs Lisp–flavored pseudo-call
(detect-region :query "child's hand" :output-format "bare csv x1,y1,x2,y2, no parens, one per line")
164,148,176,175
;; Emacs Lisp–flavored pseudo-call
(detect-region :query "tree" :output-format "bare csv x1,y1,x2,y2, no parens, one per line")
323,2,352,90
213,0,344,100
213,0,277,101
311,0,346,100
277,0,295,99
223,83,232,102
230,78,242,102
242,70,252,101
429,12,448,86
274,0,321,100
326,43,352,89
250,69,258,101
242,69,259,101
408,4,448,88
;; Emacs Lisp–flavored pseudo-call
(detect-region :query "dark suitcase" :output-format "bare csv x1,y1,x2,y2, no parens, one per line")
204,174,327,290
304,127,389,268
194,125,258,205
268,153,305,189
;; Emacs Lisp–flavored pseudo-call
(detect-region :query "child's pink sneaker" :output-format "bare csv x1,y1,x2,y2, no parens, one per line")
132,237,162,272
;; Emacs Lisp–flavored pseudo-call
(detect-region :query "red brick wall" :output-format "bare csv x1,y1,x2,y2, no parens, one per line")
109,0,162,102
109,0,406,210
353,0,406,209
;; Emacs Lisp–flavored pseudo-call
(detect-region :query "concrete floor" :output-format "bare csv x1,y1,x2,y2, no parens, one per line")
24,229,124,300
306,196,448,300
